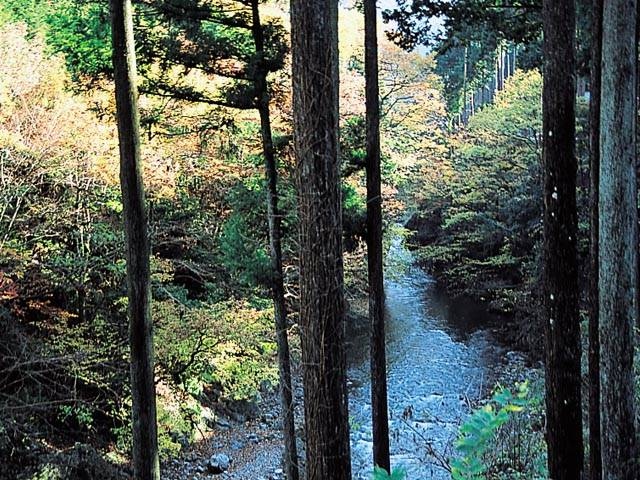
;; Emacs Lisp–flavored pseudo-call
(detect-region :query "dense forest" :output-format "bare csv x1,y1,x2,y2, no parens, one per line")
0,0,637,479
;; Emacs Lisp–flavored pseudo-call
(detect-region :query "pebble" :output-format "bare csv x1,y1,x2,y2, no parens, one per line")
230,440,245,450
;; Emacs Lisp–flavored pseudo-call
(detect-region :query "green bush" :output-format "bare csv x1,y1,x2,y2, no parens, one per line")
417,71,544,314
154,299,278,402
451,381,546,479
372,466,407,480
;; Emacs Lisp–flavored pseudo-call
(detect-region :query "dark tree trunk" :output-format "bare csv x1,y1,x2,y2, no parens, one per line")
291,1,351,479
541,0,584,478
364,0,390,473
599,1,638,478
249,2,299,479
109,1,160,479
588,1,603,478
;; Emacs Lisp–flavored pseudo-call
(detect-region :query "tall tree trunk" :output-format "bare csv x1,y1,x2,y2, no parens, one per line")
506,45,513,79
109,1,160,479
497,47,504,91
364,0,390,473
541,0,584,478
599,1,638,478
501,45,507,87
290,1,352,479
588,1,603,478
249,3,299,479
462,46,468,124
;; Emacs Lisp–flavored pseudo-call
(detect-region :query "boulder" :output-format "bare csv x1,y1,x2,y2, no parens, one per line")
207,453,231,474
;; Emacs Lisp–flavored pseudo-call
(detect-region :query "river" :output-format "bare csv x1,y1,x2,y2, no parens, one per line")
346,233,510,479
167,231,525,480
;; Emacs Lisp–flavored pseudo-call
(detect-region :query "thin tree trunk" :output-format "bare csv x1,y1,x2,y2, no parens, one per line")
500,45,506,87
541,0,584,478
506,45,516,77
109,1,160,479
462,46,468,123
249,2,299,479
364,0,390,473
291,0,352,478
497,47,504,91
588,1,603,478
599,1,638,478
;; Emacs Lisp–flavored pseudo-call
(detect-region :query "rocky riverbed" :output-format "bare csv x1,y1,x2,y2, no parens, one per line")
165,233,539,479
163,382,301,480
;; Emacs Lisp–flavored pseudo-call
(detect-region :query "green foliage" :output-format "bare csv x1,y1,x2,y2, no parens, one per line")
451,381,546,479
218,180,271,288
341,115,367,177
0,0,53,32
58,404,94,432
137,0,289,108
219,213,271,287
0,0,111,79
416,70,544,313
44,0,112,79
343,182,366,214
372,466,407,480
154,299,278,402
156,401,196,459
435,42,498,114
29,464,62,480
414,69,590,326
342,182,367,248
383,1,541,52
0,25,288,474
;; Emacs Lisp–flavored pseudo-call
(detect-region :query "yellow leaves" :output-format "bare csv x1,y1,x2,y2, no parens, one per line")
0,23,119,192
338,6,365,65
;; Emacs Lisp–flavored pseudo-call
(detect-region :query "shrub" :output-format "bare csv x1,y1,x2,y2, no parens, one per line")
451,381,547,479
372,466,407,480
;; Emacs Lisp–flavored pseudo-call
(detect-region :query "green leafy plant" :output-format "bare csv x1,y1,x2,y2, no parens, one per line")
451,381,546,479
58,404,94,431
372,466,407,480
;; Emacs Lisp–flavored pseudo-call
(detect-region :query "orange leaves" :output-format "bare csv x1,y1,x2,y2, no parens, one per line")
0,271,17,301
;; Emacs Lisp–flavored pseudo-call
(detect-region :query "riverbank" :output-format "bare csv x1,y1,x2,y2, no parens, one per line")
405,209,545,358
163,391,294,479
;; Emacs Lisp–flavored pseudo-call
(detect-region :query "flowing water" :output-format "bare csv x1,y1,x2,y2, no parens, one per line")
346,233,510,479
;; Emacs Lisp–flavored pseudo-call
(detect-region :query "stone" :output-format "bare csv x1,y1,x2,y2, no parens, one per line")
230,439,245,451
207,453,231,474
215,417,233,429
201,407,217,429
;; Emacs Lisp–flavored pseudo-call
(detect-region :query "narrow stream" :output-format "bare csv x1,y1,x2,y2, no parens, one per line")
346,233,509,479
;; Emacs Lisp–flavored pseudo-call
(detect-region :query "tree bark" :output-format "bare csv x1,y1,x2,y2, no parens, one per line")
109,1,160,479
588,1,603,478
291,0,352,479
497,47,504,91
364,0,390,473
462,46,468,124
249,2,299,479
599,1,638,478
541,0,584,478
